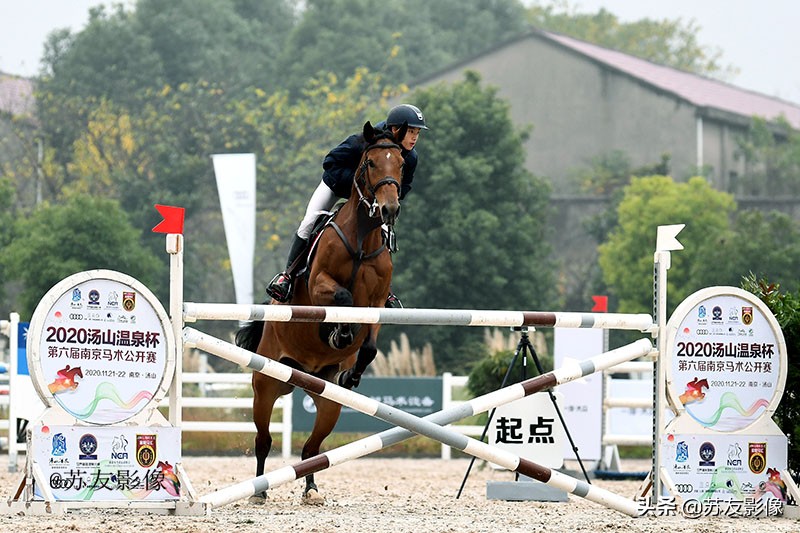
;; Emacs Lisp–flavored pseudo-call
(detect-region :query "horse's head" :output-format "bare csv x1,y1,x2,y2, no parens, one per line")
354,121,407,227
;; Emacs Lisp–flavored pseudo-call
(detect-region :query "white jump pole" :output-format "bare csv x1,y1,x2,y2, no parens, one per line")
183,302,655,332
186,328,650,517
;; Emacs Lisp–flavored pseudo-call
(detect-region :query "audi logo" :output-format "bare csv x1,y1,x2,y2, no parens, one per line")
675,483,694,493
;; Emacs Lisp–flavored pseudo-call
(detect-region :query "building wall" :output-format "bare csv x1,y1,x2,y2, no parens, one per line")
419,35,705,193
414,34,781,299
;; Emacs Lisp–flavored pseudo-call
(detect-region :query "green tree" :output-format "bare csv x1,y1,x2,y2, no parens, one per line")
1,195,162,318
525,1,733,78
134,0,294,91
700,210,800,295
598,176,736,316
742,276,800,475
388,71,556,374
0,177,18,316
277,0,528,95
36,0,294,172
734,117,800,196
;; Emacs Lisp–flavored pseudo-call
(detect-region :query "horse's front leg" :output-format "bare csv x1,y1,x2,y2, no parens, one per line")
311,271,359,349
337,325,380,389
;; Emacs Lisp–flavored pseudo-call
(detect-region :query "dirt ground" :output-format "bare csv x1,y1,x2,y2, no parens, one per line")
0,455,797,533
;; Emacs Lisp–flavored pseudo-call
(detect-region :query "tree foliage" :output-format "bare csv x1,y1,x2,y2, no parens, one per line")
1,195,162,318
389,72,555,373
599,176,800,321
525,1,732,77
277,0,528,95
742,275,800,475
598,176,736,316
734,117,800,196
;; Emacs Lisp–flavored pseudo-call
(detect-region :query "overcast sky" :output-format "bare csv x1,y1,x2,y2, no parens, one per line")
2,0,799,104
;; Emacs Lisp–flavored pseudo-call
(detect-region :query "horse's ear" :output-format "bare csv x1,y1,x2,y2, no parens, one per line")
395,120,409,144
363,121,375,143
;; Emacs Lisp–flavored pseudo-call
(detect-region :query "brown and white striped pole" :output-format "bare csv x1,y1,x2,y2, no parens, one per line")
187,328,651,516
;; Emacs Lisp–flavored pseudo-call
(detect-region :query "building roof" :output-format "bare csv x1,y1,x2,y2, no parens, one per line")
540,29,800,130
0,73,35,116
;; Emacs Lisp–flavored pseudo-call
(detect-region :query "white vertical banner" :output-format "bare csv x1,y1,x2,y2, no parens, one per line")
553,327,604,461
211,153,256,305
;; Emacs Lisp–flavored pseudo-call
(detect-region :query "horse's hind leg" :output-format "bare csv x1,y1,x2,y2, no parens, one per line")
250,372,293,503
301,388,344,505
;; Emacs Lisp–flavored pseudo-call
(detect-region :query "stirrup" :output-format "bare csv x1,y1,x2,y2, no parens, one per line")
385,293,403,309
266,272,293,303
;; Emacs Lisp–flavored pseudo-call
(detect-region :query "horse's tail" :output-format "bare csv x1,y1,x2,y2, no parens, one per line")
235,320,264,353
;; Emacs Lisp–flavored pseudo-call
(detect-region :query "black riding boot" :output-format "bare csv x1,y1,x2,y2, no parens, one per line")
266,234,309,302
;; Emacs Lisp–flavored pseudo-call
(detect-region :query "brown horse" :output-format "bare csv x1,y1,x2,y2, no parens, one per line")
236,121,408,504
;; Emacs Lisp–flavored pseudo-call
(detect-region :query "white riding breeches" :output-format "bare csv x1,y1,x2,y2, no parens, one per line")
297,180,339,240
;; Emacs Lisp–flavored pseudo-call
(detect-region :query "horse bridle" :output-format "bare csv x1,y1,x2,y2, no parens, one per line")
353,140,403,218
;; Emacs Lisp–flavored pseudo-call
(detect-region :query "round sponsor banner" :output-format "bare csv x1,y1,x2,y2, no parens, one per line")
28,270,175,425
665,287,786,432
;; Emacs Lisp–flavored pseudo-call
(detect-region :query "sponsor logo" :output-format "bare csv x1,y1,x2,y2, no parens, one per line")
742,307,753,325
695,328,709,336
111,435,129,460
699,442,715,467
697,305,707,324
122,292,136,312
51,433,67,456
749,442,767,474
107,291,119,308
79,434,98,461
675,441,689,463
136,434,156,467
87,289,101,307
728,307,739,322
727,443,743,467
675,483,693,493
69,313,84,320
711,306,723,322
71,288,83,309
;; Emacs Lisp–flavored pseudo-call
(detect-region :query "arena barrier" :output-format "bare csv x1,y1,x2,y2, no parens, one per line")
186,328,652,517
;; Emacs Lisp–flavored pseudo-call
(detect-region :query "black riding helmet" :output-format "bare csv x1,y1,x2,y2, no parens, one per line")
386,104,429,130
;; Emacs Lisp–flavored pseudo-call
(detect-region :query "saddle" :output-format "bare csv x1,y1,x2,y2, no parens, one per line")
303,204,344,275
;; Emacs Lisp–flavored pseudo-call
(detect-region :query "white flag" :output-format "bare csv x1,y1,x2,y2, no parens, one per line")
211,153,256,305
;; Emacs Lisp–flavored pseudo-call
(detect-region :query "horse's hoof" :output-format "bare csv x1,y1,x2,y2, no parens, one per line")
336,369,361,389
328,330,353,350
248,494,267,505
301,488,325,506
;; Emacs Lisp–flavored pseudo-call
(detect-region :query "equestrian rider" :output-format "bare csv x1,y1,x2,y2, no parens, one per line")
266,103,428,308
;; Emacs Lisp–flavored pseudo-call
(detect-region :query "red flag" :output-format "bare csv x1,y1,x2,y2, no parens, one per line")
152,204,185,234
591,295,608,313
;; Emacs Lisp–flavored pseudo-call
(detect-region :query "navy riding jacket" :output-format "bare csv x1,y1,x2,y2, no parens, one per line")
321,121,417,200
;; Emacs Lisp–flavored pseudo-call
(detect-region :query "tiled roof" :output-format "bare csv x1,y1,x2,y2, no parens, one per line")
0,73,35,116
542,30,800,129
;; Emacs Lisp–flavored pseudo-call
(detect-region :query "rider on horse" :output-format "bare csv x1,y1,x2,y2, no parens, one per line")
266,103,428,307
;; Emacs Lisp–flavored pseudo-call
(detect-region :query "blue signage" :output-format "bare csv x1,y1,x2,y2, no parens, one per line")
17,322,29,376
